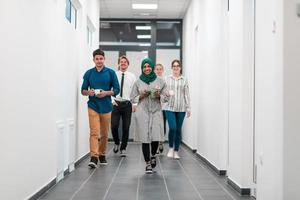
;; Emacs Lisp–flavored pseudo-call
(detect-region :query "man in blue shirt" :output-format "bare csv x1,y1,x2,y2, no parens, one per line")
81,49,120,168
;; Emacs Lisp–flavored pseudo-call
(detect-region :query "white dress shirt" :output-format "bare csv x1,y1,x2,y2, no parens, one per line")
113,70,136,102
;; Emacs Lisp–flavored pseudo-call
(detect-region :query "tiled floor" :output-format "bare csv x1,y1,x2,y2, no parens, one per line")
39,143,254,200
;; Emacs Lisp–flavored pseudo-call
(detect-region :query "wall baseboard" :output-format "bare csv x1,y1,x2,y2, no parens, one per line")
28,179,56,200
75,153,89,168
181,142,252,197
181,141,197,153
195,153,227,176
182,142,227,176
28,153,89,200
227,177,251,196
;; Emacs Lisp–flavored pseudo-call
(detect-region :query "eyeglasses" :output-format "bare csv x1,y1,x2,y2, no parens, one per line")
172,65,180,67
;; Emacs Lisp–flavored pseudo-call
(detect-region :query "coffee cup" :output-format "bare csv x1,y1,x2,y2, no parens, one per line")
94,89,103,95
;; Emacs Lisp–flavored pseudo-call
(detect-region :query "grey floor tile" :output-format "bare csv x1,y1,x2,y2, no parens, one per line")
40,143,254,200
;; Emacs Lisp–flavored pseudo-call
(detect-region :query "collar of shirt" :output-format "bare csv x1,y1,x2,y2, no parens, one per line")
114,70,136,101
170,74,183,80
94,66,108,73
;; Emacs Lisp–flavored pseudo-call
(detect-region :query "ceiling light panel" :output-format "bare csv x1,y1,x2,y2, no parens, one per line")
132,4,158,10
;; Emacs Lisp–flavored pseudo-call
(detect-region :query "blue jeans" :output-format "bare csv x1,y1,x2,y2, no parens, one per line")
165,111,186,151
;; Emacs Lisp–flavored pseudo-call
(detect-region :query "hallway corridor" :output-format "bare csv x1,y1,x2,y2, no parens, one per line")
1,0,300,199
39,143,253,200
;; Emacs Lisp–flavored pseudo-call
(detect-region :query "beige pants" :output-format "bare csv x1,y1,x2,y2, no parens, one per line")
88,108,111,157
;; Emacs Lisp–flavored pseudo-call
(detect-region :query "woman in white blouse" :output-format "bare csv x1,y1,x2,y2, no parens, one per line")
163,60,191,159
154,63,167,154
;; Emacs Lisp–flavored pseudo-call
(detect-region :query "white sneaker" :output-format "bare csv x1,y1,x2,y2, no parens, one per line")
120,149,126,157
174,151,180,159
167,148,174,158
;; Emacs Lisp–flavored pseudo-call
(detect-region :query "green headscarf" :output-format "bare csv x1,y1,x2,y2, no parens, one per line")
139,58,157,84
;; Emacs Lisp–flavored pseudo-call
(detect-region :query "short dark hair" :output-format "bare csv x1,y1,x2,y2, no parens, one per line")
93,49,105,58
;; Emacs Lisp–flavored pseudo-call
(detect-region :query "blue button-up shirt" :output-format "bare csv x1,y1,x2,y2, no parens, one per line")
81,66,120,114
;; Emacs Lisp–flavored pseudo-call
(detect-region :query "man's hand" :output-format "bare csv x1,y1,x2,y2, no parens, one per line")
88,89,95,96
96,91,109,98
132,105,137,112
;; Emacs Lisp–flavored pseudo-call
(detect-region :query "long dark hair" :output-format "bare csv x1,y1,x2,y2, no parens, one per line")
171,59,182,75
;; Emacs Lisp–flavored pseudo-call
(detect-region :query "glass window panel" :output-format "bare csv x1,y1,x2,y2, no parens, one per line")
156,21,181,47
100,21,151,46
156,49,180,76
126,51,149,77
104,51,119,70
71,5,77,29
65,0,71,23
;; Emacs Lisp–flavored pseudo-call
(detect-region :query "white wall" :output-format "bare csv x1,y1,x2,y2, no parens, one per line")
0,0,100,199
283,1,300,199
184,0,300,199
183,0,229,170
255,0,284,199
227,0,254,189
183,0,254,193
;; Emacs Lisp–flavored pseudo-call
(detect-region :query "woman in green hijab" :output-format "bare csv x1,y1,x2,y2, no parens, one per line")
139,58,157,84
130,58,168,174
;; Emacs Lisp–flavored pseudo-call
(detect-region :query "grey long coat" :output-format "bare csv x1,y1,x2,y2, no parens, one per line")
130,78,168,143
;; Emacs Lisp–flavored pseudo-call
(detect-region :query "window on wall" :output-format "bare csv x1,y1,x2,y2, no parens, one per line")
99,19,182,65
65,0,71,22
156,21,181,47
100,21,152,46
65,0,77,29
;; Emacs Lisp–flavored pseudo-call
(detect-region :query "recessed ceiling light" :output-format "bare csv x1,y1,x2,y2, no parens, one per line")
132,4,158,10
137,35,151,39
136,26,151,30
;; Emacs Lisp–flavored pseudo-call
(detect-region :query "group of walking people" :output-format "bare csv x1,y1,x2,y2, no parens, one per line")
81,49,191,174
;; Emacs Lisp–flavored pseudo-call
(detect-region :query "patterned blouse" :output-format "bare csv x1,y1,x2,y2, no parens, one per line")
163,75,191,112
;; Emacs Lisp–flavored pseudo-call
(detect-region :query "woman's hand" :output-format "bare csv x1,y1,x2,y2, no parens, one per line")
153,90,161,98
139,90,150,100
187,111,191,118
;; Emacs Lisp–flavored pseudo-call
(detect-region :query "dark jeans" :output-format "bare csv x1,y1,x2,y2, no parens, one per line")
142,142,159,162
162,110,166,135
111,101,132,151
165,111,186,151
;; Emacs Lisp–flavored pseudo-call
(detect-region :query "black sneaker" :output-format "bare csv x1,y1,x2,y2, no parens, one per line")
120,149,126,157
151,156,157,168
99,155,108,165
145,163,153,174
113,144,119,153
88,156,98,168
159,143,164,153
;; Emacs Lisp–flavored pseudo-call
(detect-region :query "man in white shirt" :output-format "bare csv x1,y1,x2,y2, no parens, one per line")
111,55,137,156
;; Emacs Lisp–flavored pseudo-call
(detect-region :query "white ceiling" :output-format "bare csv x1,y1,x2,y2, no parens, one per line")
100,0,191,19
